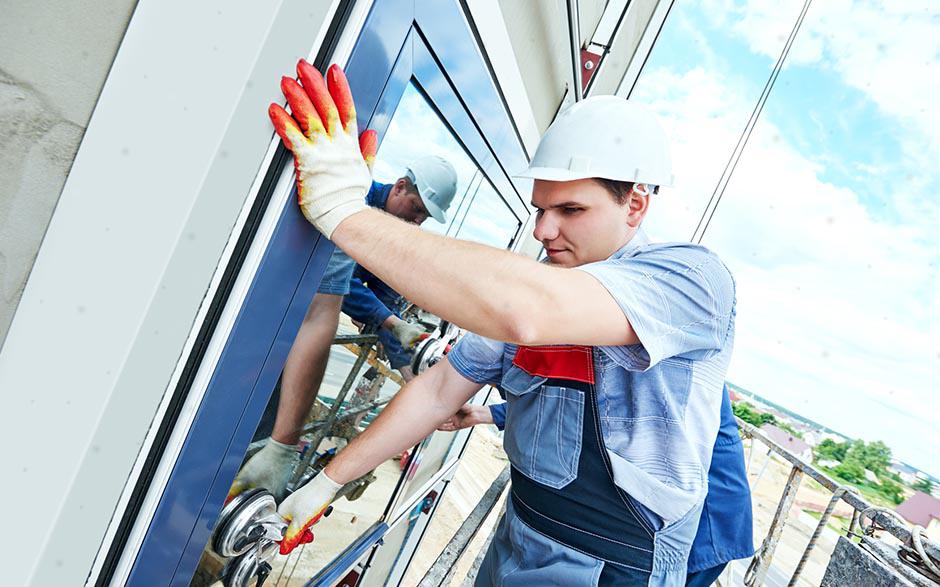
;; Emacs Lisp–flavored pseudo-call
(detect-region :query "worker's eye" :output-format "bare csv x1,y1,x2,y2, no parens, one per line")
562,207,583,215
535,208,544,217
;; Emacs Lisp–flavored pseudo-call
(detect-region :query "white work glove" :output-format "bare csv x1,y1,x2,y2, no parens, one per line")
390,318,429,350
269,60,378,239
228,439,296,502
277,471,343,554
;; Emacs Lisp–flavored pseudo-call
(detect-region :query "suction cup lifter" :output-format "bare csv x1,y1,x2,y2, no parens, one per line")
210,489,291,586
410,320,462,376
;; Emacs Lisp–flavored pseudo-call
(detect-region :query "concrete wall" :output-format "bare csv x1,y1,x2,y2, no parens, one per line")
0,0,345,583
0,0,138,346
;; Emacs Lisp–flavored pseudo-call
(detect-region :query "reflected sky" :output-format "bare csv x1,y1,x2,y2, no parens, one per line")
374,82,519,247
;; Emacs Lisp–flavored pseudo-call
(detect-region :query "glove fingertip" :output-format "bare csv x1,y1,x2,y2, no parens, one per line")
327,65,357,131
359,130,378,169
269,104,303,149
300,529,315,545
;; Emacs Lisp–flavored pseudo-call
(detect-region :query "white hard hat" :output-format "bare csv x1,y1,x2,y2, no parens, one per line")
406,155,458,223
517,96,673,187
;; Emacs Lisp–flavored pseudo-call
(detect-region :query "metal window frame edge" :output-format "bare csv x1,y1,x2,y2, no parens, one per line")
615,0,674,99
85,1,375,584
459,0,540,159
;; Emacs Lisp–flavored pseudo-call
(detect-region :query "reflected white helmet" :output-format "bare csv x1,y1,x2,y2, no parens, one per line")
517,96,673,187
406,155,458,223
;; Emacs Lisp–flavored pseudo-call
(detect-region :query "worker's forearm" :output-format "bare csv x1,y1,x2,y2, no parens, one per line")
332,209,553,343
323,365,466,484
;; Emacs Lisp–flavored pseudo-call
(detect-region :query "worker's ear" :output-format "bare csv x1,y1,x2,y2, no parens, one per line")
392,177,409,197
625,185,650,228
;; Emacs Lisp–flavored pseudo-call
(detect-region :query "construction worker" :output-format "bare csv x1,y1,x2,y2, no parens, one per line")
342,263,422,380
266,60,737,584
228,148,458,501
439,384,755,585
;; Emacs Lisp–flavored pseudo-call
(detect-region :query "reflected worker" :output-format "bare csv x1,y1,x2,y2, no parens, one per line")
229,153,458,501
267,60,737,585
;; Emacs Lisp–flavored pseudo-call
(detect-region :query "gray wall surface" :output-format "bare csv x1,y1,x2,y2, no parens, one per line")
0,0,138,346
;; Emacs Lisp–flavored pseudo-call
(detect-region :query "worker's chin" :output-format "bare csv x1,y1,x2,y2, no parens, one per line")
545,256,577,268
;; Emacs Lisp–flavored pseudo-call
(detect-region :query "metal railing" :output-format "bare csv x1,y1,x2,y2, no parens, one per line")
418,418,940,586
736,418,940,586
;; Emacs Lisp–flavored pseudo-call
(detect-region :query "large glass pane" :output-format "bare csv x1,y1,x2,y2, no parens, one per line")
629,1,808,243
373,83,482,237
633,3,940,581
452,178,520,249
187,80,517,587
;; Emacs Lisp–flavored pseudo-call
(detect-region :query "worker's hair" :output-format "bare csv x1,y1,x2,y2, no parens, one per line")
594,178,659,205
399,175,420,195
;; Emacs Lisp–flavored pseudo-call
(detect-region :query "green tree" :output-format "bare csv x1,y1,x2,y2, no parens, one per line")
815,438,847,463
853,440,892,473
732,401,777,427
877,477,904,505
913,478,935,494
833,460,865,484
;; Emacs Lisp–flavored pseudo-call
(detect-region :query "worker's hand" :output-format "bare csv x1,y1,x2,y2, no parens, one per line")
389,317,429,350
277,471,343,554
437,404,493,432
227,439,297,502
269,60,378,239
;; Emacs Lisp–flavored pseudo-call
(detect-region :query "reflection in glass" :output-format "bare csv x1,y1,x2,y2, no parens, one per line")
188,80,521,587
453,177,520,249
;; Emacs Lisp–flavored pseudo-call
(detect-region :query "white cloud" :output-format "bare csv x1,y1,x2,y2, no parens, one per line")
633,55,940,475
705,0,940,162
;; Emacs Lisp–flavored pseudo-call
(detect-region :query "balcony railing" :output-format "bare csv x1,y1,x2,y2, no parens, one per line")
418,418,940,586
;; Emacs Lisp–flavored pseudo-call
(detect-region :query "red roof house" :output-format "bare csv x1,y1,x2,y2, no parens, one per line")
896,492,940,527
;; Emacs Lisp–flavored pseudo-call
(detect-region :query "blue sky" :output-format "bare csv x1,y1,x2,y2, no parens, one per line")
632,1,940,477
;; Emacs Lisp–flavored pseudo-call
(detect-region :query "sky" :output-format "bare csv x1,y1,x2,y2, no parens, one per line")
373,83,521,249
630,0,940,477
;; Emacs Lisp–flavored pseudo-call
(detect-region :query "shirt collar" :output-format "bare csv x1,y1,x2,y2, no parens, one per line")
367,180,392,209
608,228,650,260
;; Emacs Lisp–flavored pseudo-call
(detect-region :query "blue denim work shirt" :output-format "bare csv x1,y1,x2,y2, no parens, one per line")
342,264,412,369
488,379,754,574
448,230,737,526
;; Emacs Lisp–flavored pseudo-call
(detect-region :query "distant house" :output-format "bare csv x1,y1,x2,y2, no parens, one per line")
896,492,940,542
760,423,813,462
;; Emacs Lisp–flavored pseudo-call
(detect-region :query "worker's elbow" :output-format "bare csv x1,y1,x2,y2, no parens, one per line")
503,313,542,346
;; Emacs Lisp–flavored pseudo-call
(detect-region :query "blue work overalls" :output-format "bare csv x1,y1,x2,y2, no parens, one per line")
477,345,701,586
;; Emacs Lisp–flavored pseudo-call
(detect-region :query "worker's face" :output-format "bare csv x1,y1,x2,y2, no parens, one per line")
385,178,431,225
531,179,648,267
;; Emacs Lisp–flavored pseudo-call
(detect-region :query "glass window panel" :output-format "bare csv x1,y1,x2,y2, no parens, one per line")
373,83,482,236
452,178,520,249
188,79,519,586
632,0,940,523
629,1,807,243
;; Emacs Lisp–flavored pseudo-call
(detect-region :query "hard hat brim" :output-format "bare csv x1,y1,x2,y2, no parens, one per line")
515,165,673,187
420,193,446,223
514,166,597,182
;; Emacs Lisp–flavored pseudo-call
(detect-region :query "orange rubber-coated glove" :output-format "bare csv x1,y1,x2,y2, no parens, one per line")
269,60,378,239
276,470,342,555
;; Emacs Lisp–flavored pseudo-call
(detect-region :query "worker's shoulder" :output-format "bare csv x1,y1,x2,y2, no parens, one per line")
624,241,736,294
627,241,730,270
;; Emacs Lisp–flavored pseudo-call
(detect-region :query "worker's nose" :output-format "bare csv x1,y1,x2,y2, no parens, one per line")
532,213,558,242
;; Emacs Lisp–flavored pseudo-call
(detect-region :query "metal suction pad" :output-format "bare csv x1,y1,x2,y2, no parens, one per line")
212,488,286,558
411,336,448,375
222,540,279,587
